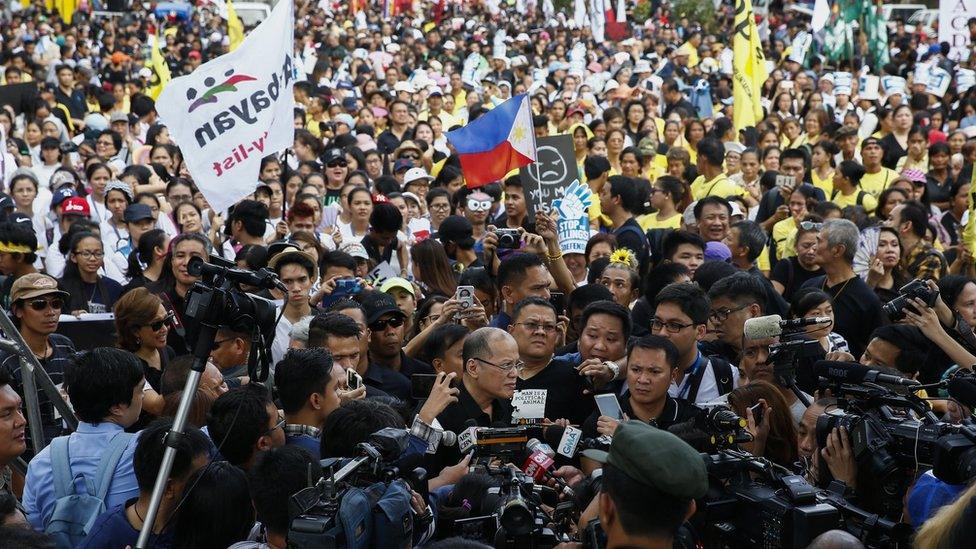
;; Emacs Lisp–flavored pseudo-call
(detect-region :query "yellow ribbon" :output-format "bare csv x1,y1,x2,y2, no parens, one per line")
0,241,33,254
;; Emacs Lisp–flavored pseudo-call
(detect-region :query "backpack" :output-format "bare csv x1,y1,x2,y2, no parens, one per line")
45,431,134,548
297,478,414,549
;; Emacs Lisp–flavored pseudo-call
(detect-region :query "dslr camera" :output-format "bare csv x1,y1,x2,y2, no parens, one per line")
495,228,521,249
882,279,938,320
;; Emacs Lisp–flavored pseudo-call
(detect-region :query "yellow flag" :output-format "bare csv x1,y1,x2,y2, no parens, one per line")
965,168,976,261
146,35,171,100
227,0,244,51
163,27,179,39
732,0,768,132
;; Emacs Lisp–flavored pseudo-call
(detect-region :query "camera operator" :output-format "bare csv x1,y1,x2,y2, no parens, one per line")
273,348,342,460
582,335,700,443
655,282,739,404
509,297,593,426
738,334,811,423
581,422,707,549
431,327,519,474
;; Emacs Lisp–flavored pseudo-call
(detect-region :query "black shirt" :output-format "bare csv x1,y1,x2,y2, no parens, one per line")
364,351,434,402
612,218,648,262
801,275,885,358
748,265,789,318
430,381,513,475
880,133,907,170
581,393,700,439
770,257,824,303
515,359,594,426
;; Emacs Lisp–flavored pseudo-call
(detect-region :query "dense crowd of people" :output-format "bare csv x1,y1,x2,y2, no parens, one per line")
2,0,976,547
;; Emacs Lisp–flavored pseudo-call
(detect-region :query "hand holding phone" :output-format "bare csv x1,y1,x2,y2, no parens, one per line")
595,393,624,421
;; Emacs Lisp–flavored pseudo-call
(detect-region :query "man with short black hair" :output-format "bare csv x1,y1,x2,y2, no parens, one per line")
492,252,552,329
242,446,323,549
726,220,789,316
81,419,210,548
0,369,25,498
889,200,947,281
274,348,341,459
690,138,753,206
0,221,39,310
495,175,535,232
229,199,269,247
207,383,285,470
24,348,145,531
661,230,706,277
585,155,613,229
363,203,406,272
694,195,732,243
362,291,434,400
707,272,768,366
269,249,316,365
599,175,648,261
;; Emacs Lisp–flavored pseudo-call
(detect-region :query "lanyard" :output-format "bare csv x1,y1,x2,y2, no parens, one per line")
676,352,705,400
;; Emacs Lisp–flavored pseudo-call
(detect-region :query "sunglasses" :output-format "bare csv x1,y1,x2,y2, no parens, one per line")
370,316,405,331
399,153,420,160
146,312,175,332
27,297,63,311
326,160,348,168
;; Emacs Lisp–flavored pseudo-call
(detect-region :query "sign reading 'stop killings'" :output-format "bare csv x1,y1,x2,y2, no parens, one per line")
940,0,976,60
157,0,296,214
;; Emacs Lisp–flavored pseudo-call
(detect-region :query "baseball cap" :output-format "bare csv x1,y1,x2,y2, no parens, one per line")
581,420,707,500
123,203,154,223
393,158,414,173
109,111,129,124
339,242,369,260
361,290,407,325
861,136,883,149
403,167,433,186
61,197,90,217
379,277,415,297
51,188,77,210
10,273,69,303
321,148,345,165
437,215,475,249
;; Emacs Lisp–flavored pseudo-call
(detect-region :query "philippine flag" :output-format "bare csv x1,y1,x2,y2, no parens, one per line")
446,94,537,188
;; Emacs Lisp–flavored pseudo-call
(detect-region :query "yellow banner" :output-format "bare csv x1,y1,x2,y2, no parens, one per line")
227,0,244,51
732,0,768,132
146,35,171,100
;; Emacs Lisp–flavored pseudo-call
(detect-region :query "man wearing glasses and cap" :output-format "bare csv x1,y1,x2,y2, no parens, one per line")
0,273,75,454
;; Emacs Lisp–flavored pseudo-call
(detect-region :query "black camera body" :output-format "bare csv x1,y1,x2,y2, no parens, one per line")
495,228,521,249
882,278,938,320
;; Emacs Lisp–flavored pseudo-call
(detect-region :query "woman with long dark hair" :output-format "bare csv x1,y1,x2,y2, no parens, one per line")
123,228,169,294
727,381,799,468
57,231,123,315
409,239,457,298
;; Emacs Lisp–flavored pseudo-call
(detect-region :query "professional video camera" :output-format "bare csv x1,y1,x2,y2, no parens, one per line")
695,448,914,548
288,428,422,548
743,314,828,396
184,254,280,381
814,361,976,489
667,404,753,453
881,278,939,321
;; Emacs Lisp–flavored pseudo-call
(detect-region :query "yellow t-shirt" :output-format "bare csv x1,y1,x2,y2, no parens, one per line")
811,169,834,196
589,193,613,229
832,189,878,214
757,244,771,272
772,218,799,260
638,212,681,231
690,173,747,201
859,167,899,197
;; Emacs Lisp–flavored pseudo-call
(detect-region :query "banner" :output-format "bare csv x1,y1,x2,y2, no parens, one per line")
553,180,592,255
732,0,768,132
940,0,976,61
519,134,579,218
146,35,171,100
226,0,245,51
157,0,296,214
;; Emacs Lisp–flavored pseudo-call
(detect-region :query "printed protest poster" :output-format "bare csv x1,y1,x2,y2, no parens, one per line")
520,134,580,217
940,0,976,60
552,180,592,254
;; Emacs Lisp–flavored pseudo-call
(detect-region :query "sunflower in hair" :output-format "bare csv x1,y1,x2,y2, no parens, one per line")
609,248,638,270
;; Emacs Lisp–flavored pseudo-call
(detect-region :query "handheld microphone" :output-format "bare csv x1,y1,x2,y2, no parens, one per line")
743,315,832,340
544,425,584,458
439,429,458,448
457,426,478,454
814,360,920,387
521,450,555,482
526,438,555,458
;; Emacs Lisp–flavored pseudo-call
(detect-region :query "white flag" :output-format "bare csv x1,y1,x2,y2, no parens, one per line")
157,0,296,214
812,0,829,33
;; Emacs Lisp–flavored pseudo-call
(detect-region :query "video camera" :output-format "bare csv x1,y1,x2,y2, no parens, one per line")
667,404,753,453
881,278,938,321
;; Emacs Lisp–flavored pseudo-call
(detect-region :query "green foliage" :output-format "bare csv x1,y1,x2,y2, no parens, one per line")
670,0,721,34
634,0,654,24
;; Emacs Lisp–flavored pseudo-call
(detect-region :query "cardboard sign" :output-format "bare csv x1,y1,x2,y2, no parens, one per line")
927,66,952,97
553,179,592,254
511,389,547,420
367,261,398,285
939,0,976,61
520,134,580,217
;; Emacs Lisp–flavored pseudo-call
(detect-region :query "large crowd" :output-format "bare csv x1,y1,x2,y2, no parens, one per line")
1,0,976,547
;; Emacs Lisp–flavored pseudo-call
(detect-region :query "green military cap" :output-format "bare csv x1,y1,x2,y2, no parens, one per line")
582,420,707,499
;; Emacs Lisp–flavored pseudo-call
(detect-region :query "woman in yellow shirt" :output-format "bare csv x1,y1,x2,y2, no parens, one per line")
571,123,594,181
810,141,836,195
772,185,819,260
779,117,804,150
638,175,684,231
683,120,705,165
607,129,626,175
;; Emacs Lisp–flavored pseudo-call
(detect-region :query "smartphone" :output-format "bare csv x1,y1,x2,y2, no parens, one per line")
410,373,456,400
347,369,362,390
749,402,764,426
549,292,566,316
595,393,623,420
334,278,363,297
456,285,475,315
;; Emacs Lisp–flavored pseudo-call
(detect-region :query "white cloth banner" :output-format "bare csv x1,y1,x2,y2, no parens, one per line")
940,0,976,61
157,0,296,214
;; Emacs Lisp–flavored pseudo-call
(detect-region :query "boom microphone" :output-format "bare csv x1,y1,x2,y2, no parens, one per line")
814,360,920,387
743,315,832,340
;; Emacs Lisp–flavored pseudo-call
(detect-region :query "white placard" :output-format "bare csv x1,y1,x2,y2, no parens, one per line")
940,0,976,61
511,389,547,420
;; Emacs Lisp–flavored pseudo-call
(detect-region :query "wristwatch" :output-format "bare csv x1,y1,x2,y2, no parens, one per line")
603,360,620,380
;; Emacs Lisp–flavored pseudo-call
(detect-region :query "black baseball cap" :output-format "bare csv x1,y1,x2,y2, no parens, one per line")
437,215,475,249
123,203,154,223
360,290,407,325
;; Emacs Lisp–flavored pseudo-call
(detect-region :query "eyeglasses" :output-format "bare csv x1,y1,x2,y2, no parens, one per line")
146,312,175,332
430,203,450,210
799,221,823,231
27,297,64,311
370,316,405,331
326,160,348,168
399,153,420,160
709,303,751,323
514,321,559,334
651,317,695,334
472,357,525,372
264,414,285,436
466,198,491,211
211,337,233,350
72,250,104,259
